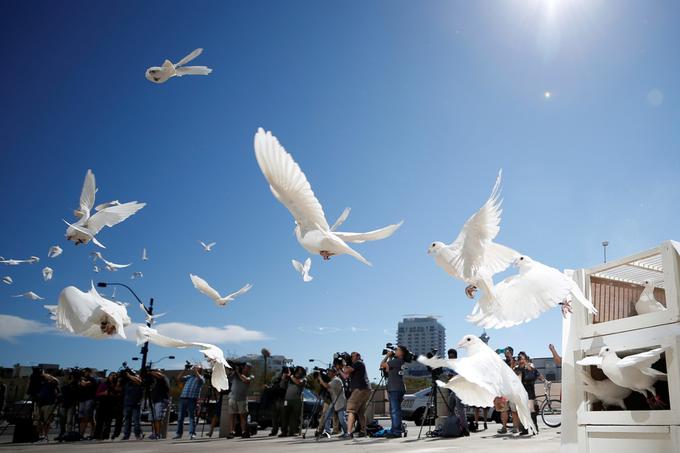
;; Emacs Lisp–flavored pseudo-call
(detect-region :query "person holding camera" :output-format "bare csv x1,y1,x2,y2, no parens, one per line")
77,368,98,439
266,368,287,436
515,352,543,435
174,364,205,440
121,369,143,440
226,363,253,439
380,346,408,438
343,352,370,438
279,366,305,437
317,367,348,438
147,369,170,440
35,370,60,442
93,372,119,440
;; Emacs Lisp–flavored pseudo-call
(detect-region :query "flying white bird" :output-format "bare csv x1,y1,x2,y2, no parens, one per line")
2,276,12,285
199,241,216,252
131,271,144,280
47,246,63,258
427,170,519,299
93,265,100,273
291,258,313,282
49,283,131,339
138,304,165,325
90,252,131,272
142,248,149,261
94,200,121,211
136,325,230,391
330,207,351,231
577,346,667,408
466,255,598,329
42,267,54,282
1,256,40,265
635,280,666,315
145,48,212,84
12,291,45,300
418,334,535,435
254,128,403,266
65,169,146,248
581,371,631,410
189,274,252,306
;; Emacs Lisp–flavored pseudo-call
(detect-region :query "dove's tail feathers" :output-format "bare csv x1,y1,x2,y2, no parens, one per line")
316,227,373,266
569,281,598,315
334,220,403,244
641,368,667,380
176,66,212,76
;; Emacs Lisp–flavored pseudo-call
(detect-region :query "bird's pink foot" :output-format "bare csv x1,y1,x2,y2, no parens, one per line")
560,301,573,317
465,285,478,299
647,395,666,409
320,251,335,260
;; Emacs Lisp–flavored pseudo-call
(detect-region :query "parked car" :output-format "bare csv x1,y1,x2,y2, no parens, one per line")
402,387,501,426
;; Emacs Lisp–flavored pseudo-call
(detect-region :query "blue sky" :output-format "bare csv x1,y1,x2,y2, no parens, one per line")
1,0,679,380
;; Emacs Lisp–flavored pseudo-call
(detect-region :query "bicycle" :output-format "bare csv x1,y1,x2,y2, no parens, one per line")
536,381,561,428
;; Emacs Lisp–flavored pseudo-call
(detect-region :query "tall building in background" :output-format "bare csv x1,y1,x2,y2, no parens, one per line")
396,316,446,377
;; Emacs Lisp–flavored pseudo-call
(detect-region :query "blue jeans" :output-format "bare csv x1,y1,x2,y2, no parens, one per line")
176,397,197,436
122,404,141,438
388,390,405,434
323,406,348,434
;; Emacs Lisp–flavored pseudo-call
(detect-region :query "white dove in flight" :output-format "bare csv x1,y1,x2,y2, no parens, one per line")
1,256,40,266
635,280,666,314
145,48,212,84
581,371,631,410
136,325,230,391
189,274,252,306
2,276,12,285
47,246,63,258
199,241,217,252
12,291,45,300
42,267,54,282
142,248,149,261
90,252,131,272
466,255,598,329
51,283,131,339
254,128,403,266
428,170,519,299
291,258,313,282
577,346,667,408
131,271,144,280
93,265,100,273
64,169,146,248
418,334,536,435
138,304,165,325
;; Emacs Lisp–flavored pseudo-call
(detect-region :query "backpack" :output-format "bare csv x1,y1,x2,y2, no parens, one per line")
439,392,469,438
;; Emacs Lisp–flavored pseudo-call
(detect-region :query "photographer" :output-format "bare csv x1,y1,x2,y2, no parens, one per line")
57,372,78,439
226,363,253,439
317,367,348,438
266,368,287,436
173,364,204,440
93,372,119,440
147,369,170,440
77,368,98,439
380,346,409,438
279,366,305,437
343,352,370,438
35,370,60,442
120,368,143,440
515,352,542,435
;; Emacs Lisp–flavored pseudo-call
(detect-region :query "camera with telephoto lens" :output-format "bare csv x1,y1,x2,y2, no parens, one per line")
227,360,247,374
425,349,443,376
312,366,330,383
382,343,415,363
333,351,352,367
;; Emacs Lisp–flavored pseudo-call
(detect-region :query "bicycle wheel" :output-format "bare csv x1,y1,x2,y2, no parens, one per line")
540,399,561,428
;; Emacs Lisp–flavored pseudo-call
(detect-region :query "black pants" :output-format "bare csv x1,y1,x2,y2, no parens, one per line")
280,398,302,436
270,399,283,434
94,401,115,439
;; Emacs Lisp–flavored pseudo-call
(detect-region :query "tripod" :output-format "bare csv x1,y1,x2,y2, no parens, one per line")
416,370,452,440
302,386,326,439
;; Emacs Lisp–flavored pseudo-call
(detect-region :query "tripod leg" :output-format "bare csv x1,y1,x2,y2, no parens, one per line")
417,390,435,440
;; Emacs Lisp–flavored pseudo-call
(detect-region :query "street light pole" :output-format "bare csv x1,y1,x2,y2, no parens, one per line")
602,241,609,264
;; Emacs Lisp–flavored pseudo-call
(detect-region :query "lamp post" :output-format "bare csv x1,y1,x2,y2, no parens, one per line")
309,358,330,368
602,241,609,263
98,282,154,371
261,348,271,384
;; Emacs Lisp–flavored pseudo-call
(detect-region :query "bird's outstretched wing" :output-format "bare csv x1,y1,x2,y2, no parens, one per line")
175,66,212,76
175,48,203,67
330,207,351,231
617,347,666,370
224,283,252,301
254,128,329,234
77,169,96,217
86,202,146,234
189,274,222,302
334,221,403,243
447,170,519,280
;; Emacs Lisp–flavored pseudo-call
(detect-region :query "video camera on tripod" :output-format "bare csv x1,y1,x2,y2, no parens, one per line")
424,349,443,377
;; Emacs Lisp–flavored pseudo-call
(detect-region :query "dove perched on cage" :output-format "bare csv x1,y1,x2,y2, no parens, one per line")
427,170,520,299
12,291,45,300
2,276,12,285
466,255,598,329
254,128,403,266
51,283,131,339
48,246,63,258
635,280,667,315
199,241,216,252
291,258,313,282
42,267,53,282
189,274,252,306
65,169,145,248
1,256,40,265
136,325,230,391
91,252,131,272
418,334,536,435
145,48,212,84
577,346,667,408
580,371,631,410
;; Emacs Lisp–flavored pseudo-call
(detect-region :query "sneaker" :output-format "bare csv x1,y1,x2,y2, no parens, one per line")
512,428,519,434
339,433,351,439
135,435,144,441
148,434,157,440
483,422,488,430
227,433,235,439
190,434,196,440
241,432,250,439
497,427,508,434
356,432,367,438
172,434,182,440
268,431,278,437
519,429,529,436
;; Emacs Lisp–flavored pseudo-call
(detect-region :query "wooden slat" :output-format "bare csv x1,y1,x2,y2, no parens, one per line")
590,276,667,324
